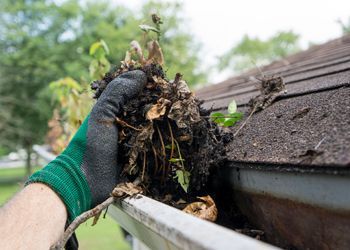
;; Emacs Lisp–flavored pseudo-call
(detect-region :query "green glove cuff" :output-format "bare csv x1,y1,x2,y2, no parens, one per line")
26,116,92,221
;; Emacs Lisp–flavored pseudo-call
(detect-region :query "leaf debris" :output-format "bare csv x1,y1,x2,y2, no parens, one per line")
183,195,218,222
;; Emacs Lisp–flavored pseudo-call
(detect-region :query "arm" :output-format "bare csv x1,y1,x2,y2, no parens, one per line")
0,70,146,249
0,183,67,250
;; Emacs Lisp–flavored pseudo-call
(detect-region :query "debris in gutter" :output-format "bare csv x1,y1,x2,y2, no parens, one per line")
183,195,218,222
250,75,286,112
234,75,286,137
297,149,324,164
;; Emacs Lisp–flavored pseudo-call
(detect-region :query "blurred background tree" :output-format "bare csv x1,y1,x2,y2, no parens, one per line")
0,0,207,174
338,18,350,34
218,31,301,73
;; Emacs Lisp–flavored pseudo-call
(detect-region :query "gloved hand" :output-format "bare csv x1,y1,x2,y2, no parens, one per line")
27,70,147,221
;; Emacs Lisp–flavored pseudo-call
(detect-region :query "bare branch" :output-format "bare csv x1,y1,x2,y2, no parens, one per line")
50,197,115,250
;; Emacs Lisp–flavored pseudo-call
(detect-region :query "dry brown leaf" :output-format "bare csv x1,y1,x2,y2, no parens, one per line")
182,195,218,222
176,80,192,99
146,98,171,120
152,76,171,95
130,40,145,64
168,99,201,128
124,51,131,64
147,40,164,65
111,182,143,198
176,199,187,205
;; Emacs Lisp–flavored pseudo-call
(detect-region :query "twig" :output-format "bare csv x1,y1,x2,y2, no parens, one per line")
234,105,257,137
314,136,326,150
174,139,185,169
152,145,159,175
51,197,115,250
167,120,175,160
156,124,166,177
91,211,102,226
115,117,142,131
141,150,147,181
166,120,175,177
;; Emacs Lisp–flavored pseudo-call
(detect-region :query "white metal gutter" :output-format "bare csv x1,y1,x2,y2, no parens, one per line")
226,164,350,211
108,195,279,250
217,163,350,249
33,145,279,250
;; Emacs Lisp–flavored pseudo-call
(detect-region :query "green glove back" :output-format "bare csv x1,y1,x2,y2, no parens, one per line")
26,70,147,221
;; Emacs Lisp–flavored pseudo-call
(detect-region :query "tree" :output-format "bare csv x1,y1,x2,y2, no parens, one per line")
0,0,81,175
218,31,301,73
0,0,206,174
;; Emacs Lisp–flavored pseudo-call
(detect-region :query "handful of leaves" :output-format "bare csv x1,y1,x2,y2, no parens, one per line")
91,15,227,199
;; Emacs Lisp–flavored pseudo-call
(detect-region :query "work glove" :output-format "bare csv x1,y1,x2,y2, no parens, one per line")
27,70,147,221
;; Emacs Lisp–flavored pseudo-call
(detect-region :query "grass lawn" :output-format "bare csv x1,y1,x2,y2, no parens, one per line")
0,167,131,250
0,166,40,179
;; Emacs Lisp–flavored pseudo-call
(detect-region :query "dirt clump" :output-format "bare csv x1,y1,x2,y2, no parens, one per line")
92,63,230,201
249,75,286,112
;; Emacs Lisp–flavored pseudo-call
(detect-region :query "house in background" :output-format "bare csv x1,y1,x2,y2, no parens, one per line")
196,34,350,250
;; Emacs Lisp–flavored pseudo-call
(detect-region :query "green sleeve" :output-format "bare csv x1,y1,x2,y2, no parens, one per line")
26,116,92,221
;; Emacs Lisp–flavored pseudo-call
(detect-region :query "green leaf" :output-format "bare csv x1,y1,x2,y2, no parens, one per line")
228,112,243,119
89,41,101,56
169,158,185,163
89,40,109,57
139,24,160,33
99,56,111,72
210,112,225,124
100,39,110,55
228,99,237,114
89,59,99,79
165,144,172,150
223,118,236,127
175,169,191,193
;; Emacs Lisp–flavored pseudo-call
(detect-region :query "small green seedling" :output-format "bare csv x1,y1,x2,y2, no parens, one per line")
174,169,191,193
210,99,243,127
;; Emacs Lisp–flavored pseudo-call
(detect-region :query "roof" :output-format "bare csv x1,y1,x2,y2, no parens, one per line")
196,34,350,167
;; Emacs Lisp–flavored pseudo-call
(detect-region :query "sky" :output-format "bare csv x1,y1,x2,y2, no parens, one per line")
113,0,350,83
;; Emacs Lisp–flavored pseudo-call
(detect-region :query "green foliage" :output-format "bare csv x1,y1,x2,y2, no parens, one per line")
170,138,190,193
219,31,301,73
0,0,206,154
211,100,243,127
0,147,10,157
174,169,191,193
0,0,81,151
89,40,111,79
50,77,93,133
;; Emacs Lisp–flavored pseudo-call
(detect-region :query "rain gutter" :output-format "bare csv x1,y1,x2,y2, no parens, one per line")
33,145,279,250
216,162,350,249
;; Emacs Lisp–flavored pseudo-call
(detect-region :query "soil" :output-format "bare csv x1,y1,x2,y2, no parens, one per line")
92,63,231,201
